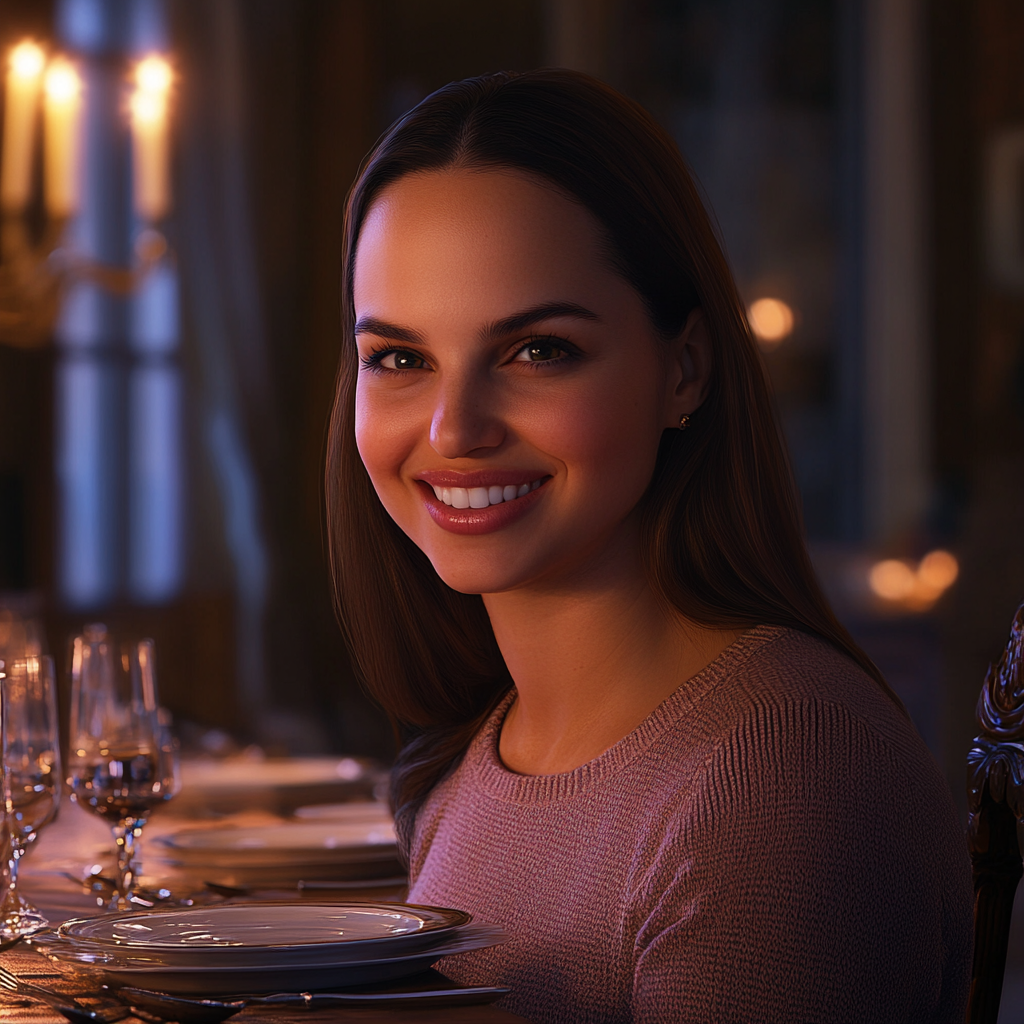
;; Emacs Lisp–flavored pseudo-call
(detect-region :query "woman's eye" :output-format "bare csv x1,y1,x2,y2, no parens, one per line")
368,349,426,371
513,339,569,363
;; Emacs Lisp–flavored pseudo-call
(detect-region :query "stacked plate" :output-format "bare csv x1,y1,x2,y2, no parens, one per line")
156,817,401,886
175,757,383,815
37,901,506,995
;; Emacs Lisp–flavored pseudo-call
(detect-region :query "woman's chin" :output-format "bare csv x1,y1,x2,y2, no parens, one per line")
422,550,545,597
429,564,527,597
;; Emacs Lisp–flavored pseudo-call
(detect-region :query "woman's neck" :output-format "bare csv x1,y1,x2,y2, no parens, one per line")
483,534,743,776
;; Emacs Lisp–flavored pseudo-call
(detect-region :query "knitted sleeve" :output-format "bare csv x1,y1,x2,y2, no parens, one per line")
628,697,971,1024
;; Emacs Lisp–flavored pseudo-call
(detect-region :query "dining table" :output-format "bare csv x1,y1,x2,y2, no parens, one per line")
7,792,532,1024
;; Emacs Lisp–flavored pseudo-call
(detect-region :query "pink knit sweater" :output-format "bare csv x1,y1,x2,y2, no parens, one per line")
407,626,972,1024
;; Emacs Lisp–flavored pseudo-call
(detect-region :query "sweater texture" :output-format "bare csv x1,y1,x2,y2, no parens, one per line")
407,626,973,1024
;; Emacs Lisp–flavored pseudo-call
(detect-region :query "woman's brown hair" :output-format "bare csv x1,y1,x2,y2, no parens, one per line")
326,69,901,853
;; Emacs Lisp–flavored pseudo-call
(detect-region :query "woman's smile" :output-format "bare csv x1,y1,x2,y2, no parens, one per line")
416,473,549,535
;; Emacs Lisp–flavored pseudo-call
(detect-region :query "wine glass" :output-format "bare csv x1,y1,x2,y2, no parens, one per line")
67,627,178,911
0,655,61,937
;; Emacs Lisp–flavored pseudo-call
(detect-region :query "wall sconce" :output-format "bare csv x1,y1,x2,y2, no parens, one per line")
0,40,174,350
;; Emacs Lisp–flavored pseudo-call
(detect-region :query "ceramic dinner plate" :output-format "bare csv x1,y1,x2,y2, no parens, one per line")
57,901,468,967
293,801,393,822
174,757,380,814
39,920,507,995
157,821,397,866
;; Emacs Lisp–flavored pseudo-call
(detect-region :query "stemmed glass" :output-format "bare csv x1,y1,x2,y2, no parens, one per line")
67,626,178,911
0,655,61,938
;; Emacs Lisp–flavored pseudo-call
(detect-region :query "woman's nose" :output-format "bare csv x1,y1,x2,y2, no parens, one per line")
429,375,505,458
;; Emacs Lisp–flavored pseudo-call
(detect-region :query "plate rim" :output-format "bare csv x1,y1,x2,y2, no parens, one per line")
156,822,397,856
57,901,470,953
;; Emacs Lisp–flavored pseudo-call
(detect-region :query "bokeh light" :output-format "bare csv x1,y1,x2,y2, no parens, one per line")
917,549,959,591
747,297,795,347
135,56,172,96
130,90,166,125
869,559,916,601
868,550,960,610
9,41,45,81
44,59,81,103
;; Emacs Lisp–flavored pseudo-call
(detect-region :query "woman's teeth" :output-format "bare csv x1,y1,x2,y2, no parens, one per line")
432,479,543,508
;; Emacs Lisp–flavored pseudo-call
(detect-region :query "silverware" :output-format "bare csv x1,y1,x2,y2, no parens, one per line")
116,988,244,1024
255,984,511,1008
0,966,129,1024
202,876,407,898
115,980,511,1020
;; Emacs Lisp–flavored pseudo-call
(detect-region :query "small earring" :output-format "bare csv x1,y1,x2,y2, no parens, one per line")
678,414,691,430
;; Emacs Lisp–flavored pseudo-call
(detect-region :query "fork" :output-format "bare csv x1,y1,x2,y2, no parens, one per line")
0,965,129,1024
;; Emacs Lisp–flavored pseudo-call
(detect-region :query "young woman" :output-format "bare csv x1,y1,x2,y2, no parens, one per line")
326,70,971,1024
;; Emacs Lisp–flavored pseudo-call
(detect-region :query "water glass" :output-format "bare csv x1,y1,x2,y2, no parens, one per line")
0,655,61,938
67,627,178,911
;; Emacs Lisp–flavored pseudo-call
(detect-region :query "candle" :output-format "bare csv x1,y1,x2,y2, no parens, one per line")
130,56,172,221
43,57,83,218
1,41,46,212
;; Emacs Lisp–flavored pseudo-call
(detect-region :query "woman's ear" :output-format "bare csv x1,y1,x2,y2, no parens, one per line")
664,308,712,427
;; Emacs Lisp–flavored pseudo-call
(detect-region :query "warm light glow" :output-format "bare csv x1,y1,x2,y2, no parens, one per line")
42,57,83,216
918,549,959,591
135,55,172,95
129,55,172,220
44,59,81,103
130,89,166,126
868,549,960,610
869,559,916,601
2,41,45,210
748,297,795,347
9,41,45,80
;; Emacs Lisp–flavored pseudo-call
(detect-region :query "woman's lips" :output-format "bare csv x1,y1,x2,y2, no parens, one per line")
417,477,548,535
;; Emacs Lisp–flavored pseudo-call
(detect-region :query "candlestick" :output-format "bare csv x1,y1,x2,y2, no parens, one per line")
1,41,46,212
43,58,83,218
130,56,172,221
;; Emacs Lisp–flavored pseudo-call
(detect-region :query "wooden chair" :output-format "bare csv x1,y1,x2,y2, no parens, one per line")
967,602,1024,1024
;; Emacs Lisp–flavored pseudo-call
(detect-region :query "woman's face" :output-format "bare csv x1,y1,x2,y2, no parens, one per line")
352,167,700,595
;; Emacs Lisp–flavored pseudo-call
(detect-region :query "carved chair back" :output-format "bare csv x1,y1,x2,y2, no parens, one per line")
967,602,1024,1024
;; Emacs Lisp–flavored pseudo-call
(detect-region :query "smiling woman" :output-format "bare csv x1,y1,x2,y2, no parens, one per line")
325,71,971,1024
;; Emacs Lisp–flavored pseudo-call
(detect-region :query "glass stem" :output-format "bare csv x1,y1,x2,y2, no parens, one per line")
7,848,19,900
112,817,146,910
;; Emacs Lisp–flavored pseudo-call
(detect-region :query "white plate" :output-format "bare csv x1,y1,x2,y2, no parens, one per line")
175,758,379,814
157,821,397,866
180,758,367,789
40,922,506,994
293,801,392,822
57,902,467,968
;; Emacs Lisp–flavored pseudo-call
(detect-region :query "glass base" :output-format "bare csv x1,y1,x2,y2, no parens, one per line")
0,893,49,939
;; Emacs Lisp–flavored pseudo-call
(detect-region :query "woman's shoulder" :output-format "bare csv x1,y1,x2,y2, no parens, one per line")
643,625,967,893
642,625,953,822
683,625,921,756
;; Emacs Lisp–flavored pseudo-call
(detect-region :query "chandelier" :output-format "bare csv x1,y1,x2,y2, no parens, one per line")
0,40,173,349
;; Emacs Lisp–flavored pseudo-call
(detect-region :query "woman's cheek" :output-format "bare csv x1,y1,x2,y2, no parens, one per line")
354,388,416,509
531,382,659,495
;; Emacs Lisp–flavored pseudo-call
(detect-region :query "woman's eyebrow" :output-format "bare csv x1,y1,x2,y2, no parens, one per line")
354,302,602,345
353,316,425,343
483,302,603,339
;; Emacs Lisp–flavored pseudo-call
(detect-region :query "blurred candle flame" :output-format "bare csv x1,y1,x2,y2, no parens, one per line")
10,41,45,80
1,40,46,211
868,550,959,610
42,57,83,217
130,55,172,221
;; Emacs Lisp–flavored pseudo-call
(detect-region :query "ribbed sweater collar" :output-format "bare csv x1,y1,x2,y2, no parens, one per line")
469,624,785,803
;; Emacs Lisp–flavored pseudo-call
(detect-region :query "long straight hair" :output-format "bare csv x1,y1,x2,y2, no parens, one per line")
326,69,901,851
